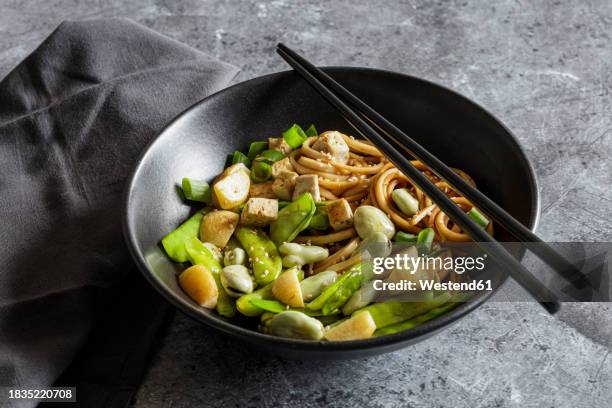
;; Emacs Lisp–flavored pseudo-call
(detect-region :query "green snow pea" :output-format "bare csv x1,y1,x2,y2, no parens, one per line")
249,298,289,314
161,210,206,262
270,192,316,246
236,283,274,316
321,267,364,316
235,227,282,286
374,294,468,336
355,292,451,329
184,236,236,318
307,263,363,312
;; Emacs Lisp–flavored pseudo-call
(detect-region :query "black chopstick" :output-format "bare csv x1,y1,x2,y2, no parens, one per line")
276,44,562,314
277,43,590,292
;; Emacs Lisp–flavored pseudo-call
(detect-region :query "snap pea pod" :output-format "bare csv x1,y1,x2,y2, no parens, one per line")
248,298,338,317
236,283,274,316
184,237,236,317
278,200,330,209
307,263,362,311
235,227,282,286
309,209,330,231
356,292,451,329
321,268,363,316
374,295,468,336
270,192,316,246
161,210,206,262
316,314,342,326
249,298,290,313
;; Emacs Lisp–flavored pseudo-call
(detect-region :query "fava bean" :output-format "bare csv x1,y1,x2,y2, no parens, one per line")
223,247,247,266
391,188,419,216
268,311,324,340
355,231,392,260
279,243,329,267
300,270,338,302
221,265,255,297
353,205,395,239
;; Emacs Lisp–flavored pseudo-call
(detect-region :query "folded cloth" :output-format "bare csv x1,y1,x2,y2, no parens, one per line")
0,18,238,407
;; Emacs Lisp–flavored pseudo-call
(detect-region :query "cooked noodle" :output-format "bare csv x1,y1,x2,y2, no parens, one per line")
292,131,493,253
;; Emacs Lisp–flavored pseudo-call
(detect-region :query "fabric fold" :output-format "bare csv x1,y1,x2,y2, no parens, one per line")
0,18,239,408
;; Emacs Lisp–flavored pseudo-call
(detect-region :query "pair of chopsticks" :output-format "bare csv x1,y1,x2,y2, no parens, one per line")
277,43,592,314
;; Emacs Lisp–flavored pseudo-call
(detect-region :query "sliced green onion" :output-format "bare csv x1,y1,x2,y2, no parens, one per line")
468,207,489,228
416,227,435,255
181,177,212,204
282,124,307,148
257,149,286,163
394,231,417,243
391,188,419,216
247,141,268,160
309,210,330,230
305,124,318,137
232,150,251,167
251,161,272,183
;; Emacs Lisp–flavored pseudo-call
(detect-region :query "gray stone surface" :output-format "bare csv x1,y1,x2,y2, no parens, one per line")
1,0,611,407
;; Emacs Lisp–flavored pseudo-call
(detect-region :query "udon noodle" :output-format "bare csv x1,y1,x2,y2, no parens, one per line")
291,131,493,268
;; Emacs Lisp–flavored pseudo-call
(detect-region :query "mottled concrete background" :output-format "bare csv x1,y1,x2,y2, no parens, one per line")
1,0,611,407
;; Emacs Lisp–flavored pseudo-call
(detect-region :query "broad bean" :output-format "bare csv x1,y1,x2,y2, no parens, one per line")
353,205,395,239
279,243,329,267
268,311,324,340
221,265,255,297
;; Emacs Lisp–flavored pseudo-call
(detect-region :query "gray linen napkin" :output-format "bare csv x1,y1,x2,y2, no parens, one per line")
0,18,238,407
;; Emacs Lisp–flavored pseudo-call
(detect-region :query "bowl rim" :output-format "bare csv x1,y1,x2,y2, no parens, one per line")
122,66,541,352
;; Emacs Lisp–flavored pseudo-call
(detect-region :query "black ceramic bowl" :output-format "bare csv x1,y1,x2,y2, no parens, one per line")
123,67,539,359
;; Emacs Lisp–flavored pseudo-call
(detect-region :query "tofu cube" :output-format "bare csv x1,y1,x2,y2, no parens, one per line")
292,174,321,201
326,198,354,230
249,181,276,199
312,131,350,164
268,137,292,154
272,171,298,201
240,198,278,226
271,157,294,179
212,163,251,209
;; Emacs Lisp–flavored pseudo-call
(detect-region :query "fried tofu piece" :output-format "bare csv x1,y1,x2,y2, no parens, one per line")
312,131,350,164
212,163,251,209
271,157,294,179
326,198,354,230
272,170,298,201
249,181,276,199
268,137,292,154
292,174,320,201
240,197,279,226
